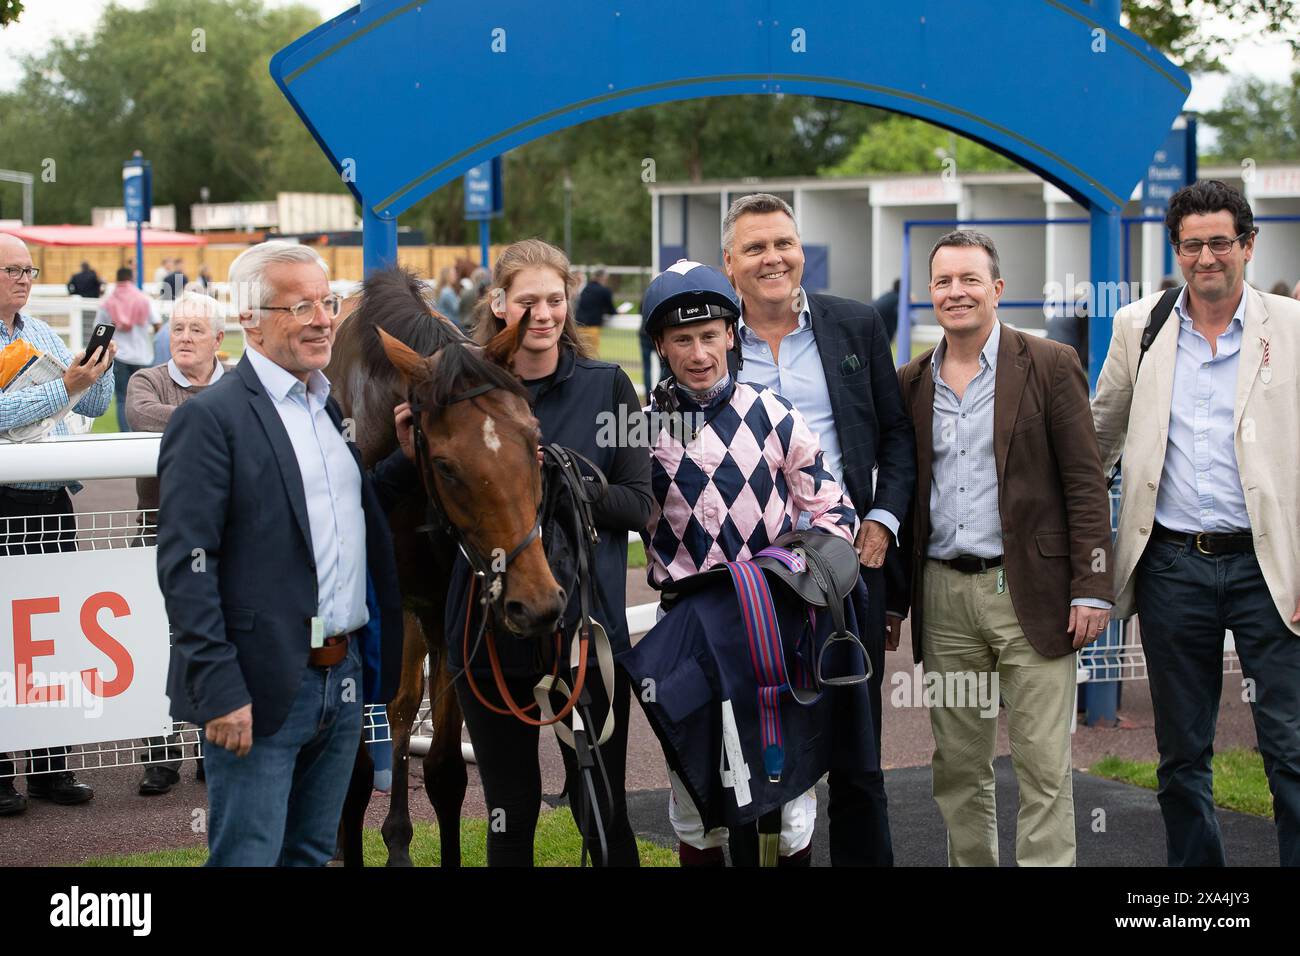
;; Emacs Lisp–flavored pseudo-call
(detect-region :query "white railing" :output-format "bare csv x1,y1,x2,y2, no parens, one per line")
0,432,161,483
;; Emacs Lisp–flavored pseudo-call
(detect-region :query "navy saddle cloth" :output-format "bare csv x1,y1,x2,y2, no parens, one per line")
619,557,878,832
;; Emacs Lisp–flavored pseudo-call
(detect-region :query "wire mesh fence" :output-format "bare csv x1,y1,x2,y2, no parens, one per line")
0,506,411,777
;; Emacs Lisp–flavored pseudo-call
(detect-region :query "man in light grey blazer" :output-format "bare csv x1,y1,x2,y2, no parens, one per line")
1093,180,1300,868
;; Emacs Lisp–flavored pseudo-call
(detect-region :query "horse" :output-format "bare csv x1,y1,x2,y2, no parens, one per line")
328,267,565,866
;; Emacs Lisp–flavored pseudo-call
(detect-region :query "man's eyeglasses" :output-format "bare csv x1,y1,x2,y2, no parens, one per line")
250,294,343,323
1,266,39,280
1174,232,1252,258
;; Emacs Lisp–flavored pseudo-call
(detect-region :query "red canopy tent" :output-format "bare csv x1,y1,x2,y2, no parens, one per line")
7,225,206,246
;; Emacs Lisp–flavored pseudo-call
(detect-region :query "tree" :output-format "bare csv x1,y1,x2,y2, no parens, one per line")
1201,72,1300,163
0,0,344,227
1124,1,1300,73
401,95,888,264
821,115,1017,178
1,1,23,28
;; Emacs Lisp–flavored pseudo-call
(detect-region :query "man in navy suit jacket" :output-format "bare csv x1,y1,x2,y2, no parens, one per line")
157,242,413,866
723,193,916,866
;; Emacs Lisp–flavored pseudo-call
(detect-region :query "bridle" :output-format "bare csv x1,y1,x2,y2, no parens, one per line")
408,378,541,622
404,338,613,732
405,345,618,864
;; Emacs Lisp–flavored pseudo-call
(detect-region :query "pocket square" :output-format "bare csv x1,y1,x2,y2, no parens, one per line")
840,354,862,375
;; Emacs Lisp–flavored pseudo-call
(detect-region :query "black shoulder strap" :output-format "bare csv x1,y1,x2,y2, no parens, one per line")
1108,285,1182,490
1135,285,1183,376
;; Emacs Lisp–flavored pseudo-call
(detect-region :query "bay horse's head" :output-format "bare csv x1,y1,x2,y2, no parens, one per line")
376,298,565,639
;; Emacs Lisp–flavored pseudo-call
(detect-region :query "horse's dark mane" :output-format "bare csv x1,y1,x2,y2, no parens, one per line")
419,337,529,412
349,267,526,410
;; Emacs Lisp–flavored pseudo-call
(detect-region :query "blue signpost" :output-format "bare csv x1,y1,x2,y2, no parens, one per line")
464,157,503,272
122,151,151,290
1143,116,1198,276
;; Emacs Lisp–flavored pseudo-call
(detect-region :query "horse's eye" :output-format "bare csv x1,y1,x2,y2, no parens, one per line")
433,459,460,484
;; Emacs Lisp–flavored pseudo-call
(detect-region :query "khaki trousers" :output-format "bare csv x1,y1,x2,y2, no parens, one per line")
577,326,601,354
922,559,1077,866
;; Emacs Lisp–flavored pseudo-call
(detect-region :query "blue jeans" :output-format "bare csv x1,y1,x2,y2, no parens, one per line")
203,642,362,866
1136,537,1300,867
112,361,145,431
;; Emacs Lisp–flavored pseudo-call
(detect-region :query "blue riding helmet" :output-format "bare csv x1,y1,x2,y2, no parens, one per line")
642,260,740,338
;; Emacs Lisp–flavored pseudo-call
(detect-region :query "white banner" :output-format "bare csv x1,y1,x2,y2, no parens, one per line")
0,546,172,751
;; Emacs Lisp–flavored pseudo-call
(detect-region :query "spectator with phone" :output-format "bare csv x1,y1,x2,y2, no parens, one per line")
0,232,115,816
95,267,155,431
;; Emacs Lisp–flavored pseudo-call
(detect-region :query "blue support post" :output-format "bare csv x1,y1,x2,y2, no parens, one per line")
135,224,144,290
357,0,397,279
1088,206,1121,388
479,218,491,272
362,205,398,277
1084,202,1121,726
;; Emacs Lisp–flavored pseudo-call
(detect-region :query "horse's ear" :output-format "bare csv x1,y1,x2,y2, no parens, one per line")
483,307,532,369
376,327,427,383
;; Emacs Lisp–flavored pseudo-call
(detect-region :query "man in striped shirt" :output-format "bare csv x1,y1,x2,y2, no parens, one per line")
0,233,115,815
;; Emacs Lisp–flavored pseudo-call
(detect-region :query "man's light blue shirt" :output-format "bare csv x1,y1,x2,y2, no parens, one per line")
928,321,1003,560
1155,287,1250,533
245,346,368,637
737,290,900,537
1,311,114,492
928,321,1108,610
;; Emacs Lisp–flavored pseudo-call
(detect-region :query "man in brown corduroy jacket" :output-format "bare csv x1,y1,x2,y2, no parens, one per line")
893,230,1114,867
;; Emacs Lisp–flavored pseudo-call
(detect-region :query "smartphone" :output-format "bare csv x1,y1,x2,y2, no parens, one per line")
80,323,115,365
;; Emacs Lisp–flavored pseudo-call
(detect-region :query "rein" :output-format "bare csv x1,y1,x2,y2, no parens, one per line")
406,371,610,739
401,325,617,864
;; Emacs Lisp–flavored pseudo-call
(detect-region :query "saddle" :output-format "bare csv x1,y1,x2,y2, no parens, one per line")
661,529,871,689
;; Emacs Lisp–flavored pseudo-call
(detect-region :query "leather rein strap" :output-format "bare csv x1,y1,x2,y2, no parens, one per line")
408,379,612,733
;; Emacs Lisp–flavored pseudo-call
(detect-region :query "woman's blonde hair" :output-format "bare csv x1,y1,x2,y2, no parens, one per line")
471,238,590,357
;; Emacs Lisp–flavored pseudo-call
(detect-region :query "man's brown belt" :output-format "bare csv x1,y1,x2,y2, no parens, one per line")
308,632,353,668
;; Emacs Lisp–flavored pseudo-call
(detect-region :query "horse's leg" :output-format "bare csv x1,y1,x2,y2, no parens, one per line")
338,740,374,867
424,644,468,867
380,610,428,867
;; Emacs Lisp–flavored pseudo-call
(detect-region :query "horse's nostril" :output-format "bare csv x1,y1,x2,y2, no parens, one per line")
505,600,528,622
554,587,567,610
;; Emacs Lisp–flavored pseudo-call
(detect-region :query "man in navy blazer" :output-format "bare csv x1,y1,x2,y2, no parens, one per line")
723,193,916,865
157,242,413,866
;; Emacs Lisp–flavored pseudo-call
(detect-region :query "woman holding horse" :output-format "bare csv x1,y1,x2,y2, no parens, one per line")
450,238,652,866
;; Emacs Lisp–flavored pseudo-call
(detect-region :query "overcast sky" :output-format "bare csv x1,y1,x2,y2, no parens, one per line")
1,0,1295,139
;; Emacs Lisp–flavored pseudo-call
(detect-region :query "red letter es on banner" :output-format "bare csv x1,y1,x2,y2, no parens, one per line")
80,592,134,698
13,597,64,703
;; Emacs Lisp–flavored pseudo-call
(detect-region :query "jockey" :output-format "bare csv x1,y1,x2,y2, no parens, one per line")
640,260,860,865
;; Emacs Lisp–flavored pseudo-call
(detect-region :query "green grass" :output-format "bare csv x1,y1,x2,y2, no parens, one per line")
627,538,646,569
91,398,121,434
1090,748,1273,819
80,808,678,867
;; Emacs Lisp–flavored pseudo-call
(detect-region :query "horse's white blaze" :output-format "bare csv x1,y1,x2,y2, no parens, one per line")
482,416,502,453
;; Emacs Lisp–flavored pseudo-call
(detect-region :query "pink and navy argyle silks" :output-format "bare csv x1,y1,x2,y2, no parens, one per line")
645,381,858,589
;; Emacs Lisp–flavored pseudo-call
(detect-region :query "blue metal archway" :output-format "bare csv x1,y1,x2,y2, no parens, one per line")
271,0,1188,384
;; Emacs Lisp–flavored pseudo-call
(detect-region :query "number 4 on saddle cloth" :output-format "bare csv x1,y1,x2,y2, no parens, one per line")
619,531,880,833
